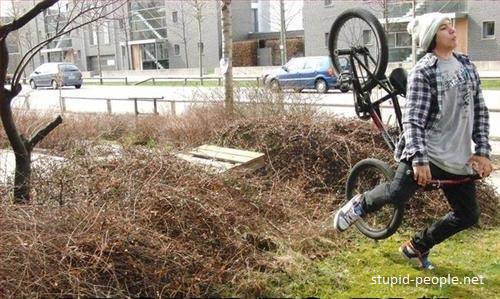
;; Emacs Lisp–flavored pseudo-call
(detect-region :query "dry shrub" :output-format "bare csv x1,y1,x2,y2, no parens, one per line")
0,92,498,297
233,40,258,67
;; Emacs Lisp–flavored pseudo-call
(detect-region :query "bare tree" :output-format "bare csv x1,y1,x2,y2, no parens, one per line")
188,0,207,83
0,0,126,203
220,0,233,114
263,0,303,32
168,2,191,68
369,0,390,34
260,0,303,64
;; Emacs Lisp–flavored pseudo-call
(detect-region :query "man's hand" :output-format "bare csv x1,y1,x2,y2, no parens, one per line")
468,155,493,178
413,164,432,186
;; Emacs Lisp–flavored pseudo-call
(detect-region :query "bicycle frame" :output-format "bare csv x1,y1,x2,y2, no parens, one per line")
338,47,403,152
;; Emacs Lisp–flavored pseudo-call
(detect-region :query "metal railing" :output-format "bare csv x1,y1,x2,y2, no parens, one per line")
82,75,262,86
16,94,500,117
58,96,165,116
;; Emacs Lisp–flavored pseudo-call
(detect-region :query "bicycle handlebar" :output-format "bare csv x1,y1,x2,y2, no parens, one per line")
404,169,482,190
426,174,481,189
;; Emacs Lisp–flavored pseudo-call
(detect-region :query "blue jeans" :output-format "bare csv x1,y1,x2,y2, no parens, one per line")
362,161,480,253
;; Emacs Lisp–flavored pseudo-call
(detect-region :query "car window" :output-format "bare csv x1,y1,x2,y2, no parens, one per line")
339,57,350,71
304,58,319,70
36,64,50,73
59,64,79,71
285,58,305,71
51,64,60,73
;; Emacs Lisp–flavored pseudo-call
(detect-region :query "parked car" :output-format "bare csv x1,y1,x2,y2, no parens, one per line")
29,62,83,89
262,56,350,93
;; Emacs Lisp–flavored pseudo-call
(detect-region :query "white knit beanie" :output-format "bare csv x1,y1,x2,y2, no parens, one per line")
407,13,450,51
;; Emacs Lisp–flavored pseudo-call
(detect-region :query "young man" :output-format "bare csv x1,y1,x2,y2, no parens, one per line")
333,13,493,270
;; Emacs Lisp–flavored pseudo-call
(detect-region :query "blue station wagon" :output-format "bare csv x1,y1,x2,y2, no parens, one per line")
263,56,350,93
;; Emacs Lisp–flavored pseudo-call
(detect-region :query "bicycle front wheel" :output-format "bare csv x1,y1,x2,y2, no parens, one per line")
345,159,403,240
328,8,388,92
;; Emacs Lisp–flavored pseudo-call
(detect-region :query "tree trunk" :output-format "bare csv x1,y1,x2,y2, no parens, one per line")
221,0,233,115
0,101,32,203
0,39,31,202
96,24,103,81
195,0,203,84
180,2,189,68
279,0,287,65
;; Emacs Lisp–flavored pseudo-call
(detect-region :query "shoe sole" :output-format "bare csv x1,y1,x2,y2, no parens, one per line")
332,209,346,232
399,246,434,270
399,246,420,267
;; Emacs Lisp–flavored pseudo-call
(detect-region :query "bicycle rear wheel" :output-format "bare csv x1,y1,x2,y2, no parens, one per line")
329,8,388,92
345,159,403,240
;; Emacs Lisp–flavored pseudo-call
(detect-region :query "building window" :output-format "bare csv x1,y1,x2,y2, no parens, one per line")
90,26,97,46
483,21,495,39
324,32,329,48
395,32,411,48
172,11,178,23
324,0,333,6
102,22,110,45
174,44,180,55
199,42,204,55
252,8,258,32
129,1,168,40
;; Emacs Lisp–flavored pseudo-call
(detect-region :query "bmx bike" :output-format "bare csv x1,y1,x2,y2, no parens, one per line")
328,8,483,240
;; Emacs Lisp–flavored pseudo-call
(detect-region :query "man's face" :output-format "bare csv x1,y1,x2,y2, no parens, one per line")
435,19,457,51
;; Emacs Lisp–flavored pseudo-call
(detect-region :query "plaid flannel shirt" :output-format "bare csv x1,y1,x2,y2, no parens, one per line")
395,52,491,166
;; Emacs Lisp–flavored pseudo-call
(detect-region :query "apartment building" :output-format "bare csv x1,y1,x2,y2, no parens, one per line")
304,0,500,63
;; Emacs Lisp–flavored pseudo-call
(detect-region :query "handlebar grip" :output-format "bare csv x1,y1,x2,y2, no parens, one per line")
334,49,352,56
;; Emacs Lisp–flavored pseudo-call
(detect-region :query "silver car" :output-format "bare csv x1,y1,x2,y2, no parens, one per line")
29,62,83,89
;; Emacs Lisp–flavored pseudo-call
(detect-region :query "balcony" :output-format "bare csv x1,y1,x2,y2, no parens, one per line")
129,0,167,41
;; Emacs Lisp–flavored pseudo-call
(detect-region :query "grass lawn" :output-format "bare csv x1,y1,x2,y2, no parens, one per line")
481,79,500,90
245,228,499,298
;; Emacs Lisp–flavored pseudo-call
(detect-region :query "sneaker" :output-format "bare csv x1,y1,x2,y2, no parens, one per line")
399,241,435,270
332,194,365,232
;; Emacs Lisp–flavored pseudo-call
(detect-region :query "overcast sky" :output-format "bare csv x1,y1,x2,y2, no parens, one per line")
0,0,11,17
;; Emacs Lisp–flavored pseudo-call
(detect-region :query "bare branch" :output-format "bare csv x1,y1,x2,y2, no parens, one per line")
11,0,127,89
0,0,59,40
28,115,63,150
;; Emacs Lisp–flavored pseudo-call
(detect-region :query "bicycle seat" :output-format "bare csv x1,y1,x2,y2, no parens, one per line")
389,67,408,97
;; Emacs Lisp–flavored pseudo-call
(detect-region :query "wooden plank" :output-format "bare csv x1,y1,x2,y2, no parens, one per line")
179,145,265,173
197,144,263,159
231,156,266,171
189,148,252,164
176,153,237,173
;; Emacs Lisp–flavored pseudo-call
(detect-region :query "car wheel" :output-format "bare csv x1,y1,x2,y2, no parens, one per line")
51,80,59,90
75,84,81,89
270,79,280,91
315,78,328,93
30,80,37,89
340,83,350,93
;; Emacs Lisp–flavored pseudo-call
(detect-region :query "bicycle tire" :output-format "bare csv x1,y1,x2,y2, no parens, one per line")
345,159,403,240
328,8,388,92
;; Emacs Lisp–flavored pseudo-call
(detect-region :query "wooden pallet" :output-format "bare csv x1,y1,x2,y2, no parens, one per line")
177,144,265,173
